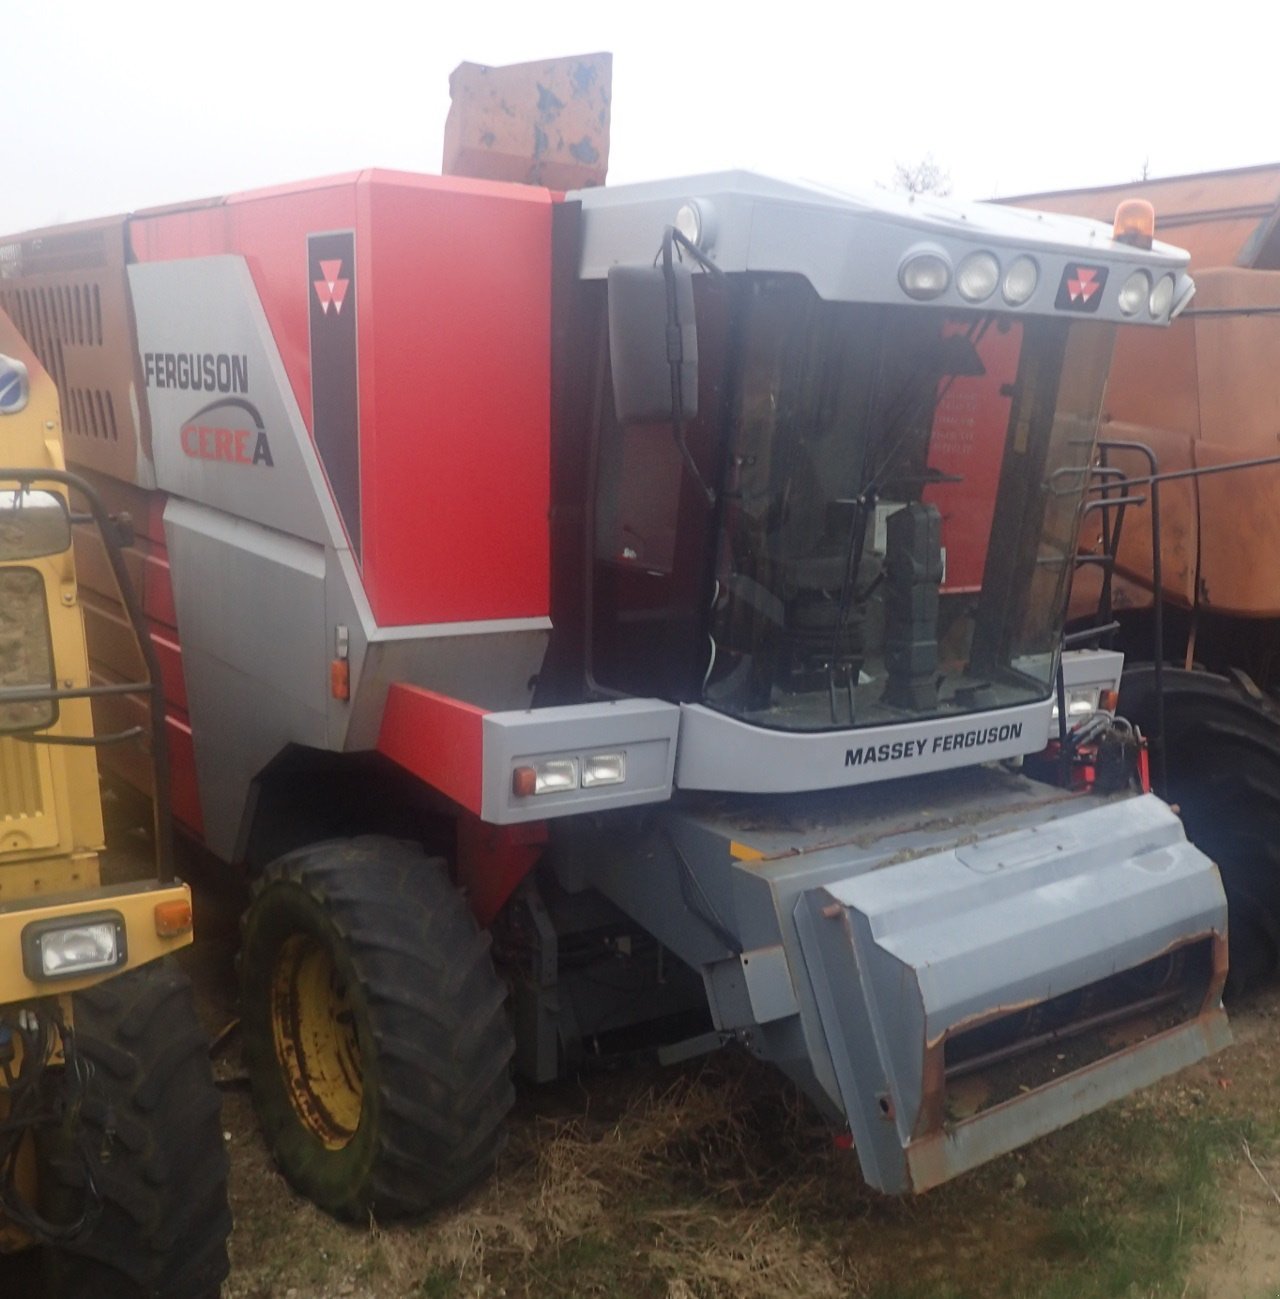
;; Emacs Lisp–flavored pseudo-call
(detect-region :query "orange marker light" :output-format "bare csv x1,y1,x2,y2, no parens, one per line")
330,658,350,700
1113,199,1155,249
1100,689,1120,713
154,898,193,938
512,766,537,797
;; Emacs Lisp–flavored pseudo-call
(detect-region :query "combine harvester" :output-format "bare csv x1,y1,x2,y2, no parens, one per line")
0,55,1230,1218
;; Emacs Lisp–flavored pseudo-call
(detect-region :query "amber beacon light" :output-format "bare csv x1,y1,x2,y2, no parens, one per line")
1113,199,1156,249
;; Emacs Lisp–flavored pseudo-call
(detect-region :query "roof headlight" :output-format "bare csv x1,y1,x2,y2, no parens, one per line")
1118,270,1151,317
674,200,716,251
899,251,951,301
1149,274,1175,318
956,251,1000,303
1002,256,1038,306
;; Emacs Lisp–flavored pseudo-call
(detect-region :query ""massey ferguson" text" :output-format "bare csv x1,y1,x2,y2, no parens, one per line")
844,721,1023,766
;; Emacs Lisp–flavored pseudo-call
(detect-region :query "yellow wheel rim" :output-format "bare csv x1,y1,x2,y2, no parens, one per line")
270,933,364,1150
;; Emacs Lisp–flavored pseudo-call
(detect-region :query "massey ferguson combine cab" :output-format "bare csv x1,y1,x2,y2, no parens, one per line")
0,170,1229,1214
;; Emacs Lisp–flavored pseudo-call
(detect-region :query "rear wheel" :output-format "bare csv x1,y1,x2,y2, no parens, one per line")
1120,665,1280,994
240,836,514,1219
41,957,231,1298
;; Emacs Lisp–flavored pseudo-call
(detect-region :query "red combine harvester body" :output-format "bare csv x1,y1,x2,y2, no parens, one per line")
0,164,1231,1220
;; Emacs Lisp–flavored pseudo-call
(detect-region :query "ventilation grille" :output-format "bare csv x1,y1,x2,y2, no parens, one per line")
0,285,119,442
0,735,46,825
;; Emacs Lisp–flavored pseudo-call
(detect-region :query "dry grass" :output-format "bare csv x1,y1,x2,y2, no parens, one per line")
360,1066,854,1299
221,1023,1265,1299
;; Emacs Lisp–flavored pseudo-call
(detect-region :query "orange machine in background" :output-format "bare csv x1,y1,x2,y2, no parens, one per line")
1009,164,1280,989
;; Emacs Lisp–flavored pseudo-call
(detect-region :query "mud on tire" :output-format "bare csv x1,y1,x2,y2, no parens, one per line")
240,836,515,1219
42,957,232,1298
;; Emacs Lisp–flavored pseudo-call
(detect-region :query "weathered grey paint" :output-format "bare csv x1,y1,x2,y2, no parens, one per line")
552,768,1228,1192
572,172,1194,326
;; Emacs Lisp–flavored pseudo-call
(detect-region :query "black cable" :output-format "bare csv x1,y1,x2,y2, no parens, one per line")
0,1006,102,1246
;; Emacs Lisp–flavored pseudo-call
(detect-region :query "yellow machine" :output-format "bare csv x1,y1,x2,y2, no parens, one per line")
0,310,230,1295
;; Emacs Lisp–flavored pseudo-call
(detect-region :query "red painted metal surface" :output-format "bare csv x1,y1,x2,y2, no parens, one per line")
130,170,553,629
376,682,487,814
457,814,548,926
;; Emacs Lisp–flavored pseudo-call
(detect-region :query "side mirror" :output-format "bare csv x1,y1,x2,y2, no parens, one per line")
0,489,72,561
607,263,699,425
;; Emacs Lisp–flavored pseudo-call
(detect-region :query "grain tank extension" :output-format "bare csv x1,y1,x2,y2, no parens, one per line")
0,170,1228,1213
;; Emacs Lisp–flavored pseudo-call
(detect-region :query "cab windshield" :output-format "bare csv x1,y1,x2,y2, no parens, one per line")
704,277,1114,731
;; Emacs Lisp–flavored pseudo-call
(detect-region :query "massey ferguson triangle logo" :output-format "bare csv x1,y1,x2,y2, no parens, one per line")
313,259,350,314
1067,267,1101,303
1055,263,1109,313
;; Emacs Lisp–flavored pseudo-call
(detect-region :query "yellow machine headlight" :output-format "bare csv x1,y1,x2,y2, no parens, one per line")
21,912,127,982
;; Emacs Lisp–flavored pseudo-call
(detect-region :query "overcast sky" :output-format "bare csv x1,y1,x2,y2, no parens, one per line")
4,0,1272,233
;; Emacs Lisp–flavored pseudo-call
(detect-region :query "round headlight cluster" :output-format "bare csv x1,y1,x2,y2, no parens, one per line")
900,248,1041,307
956,252,1000,303
899,252,951,301
1150,274,1175,317
1119,269,1177,318
1119,270,1150,317
1002,256,1038,306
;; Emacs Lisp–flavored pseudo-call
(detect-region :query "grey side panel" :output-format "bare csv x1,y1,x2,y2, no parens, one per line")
165,499,329,862
130,257,340,547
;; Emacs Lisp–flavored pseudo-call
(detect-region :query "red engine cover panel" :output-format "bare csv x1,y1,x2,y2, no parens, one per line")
130,170,552,628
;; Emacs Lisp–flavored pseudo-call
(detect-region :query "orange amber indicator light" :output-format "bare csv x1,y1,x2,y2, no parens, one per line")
154,898,193,937
1113,199,1155,249
330,659,350,700
512,766,537,797
1100,689,1120,713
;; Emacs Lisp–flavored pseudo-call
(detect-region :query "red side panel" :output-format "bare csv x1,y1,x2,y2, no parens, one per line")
377,683,487,814
358,176,552,625
130,170,553,629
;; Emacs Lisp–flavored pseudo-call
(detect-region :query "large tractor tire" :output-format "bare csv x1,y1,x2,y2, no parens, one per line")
240,837,514,1219
1120,665,1280,994
42,958,232,1298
